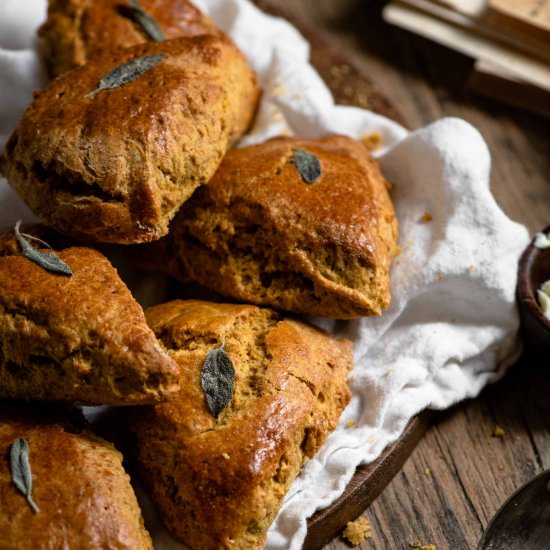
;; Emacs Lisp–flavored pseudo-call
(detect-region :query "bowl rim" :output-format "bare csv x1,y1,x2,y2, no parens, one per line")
517,225,550,332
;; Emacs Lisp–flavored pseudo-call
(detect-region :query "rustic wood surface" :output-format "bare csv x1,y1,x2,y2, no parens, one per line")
257,1,550,549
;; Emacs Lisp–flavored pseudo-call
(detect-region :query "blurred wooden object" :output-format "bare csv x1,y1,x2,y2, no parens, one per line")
255,1,550,549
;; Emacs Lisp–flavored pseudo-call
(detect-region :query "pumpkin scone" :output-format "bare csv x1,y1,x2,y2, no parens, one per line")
0,403,153,550
0,225,179,405
39,0,218,77
1,35,260,243
147,135,398,318
127,299,352,550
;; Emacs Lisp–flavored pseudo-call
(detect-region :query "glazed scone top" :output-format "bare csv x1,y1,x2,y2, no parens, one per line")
168,135,398,318
0,228,180,405
39,0,218,76
0,404,153,550
131,299,352,549
2,35,260,243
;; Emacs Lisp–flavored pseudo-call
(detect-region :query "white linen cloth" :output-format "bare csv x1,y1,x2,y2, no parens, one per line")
0,0,529,548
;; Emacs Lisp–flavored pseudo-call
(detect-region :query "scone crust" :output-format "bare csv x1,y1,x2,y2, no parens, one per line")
167,135,398,318
39,0,218,76
0,404,153,550
0,230,180,405
129,299,352,550
1,36,260,243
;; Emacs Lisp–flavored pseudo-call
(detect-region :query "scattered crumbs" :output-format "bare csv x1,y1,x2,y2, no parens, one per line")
221,452,230,460
419,212,433,223
346,419,356,428
409,542,421,549
424,467,431,477
342,516,371,546
468,264,475,272
361,131,383,151
270,84,286,97
409,544,435,550
498,464,505,471
384,367,393,377
394,246,403,256
437,273,444,283
493,425,505,438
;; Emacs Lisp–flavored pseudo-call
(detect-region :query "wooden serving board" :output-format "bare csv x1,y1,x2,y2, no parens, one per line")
252,2,432,548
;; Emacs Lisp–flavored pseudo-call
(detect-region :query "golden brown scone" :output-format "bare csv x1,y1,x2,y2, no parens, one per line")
128,299,352,550
0,227,180,405
39,0,218,77
1,36,260,243
150,135,398,319
0,403,153,550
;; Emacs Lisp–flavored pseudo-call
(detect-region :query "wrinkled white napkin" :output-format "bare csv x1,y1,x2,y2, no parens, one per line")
0,0,529,549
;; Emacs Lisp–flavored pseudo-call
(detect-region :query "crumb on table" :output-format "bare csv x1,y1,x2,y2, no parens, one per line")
409,543,436,550
493,425,505,438
346,419,356,428
420,212,433,223
342,516,371,545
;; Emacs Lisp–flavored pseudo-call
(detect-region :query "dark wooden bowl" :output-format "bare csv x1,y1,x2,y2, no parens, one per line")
517,225,550,356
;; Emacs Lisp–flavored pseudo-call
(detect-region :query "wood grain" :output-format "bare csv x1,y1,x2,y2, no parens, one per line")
257,1,550,549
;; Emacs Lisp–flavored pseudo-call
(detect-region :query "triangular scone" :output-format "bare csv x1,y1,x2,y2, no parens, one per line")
1,35,260,243
0,403,153,549
128,299,352,550
0,233,180,405
39,0,218,77
148,135,398,318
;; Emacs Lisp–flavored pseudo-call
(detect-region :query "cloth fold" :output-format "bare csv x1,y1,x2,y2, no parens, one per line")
0,1,529,549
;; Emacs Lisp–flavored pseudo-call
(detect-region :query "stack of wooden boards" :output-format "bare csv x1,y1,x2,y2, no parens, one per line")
383,0,550,117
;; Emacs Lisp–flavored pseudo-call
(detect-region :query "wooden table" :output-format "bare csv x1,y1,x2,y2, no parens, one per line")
258,1,550,548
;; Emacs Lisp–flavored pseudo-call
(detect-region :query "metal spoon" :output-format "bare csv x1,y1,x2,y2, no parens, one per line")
477,469,550,550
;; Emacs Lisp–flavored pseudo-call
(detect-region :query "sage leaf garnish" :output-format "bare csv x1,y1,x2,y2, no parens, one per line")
128,0,165,41
291,149,321,184
201,343,235,418
85,53,165,98
14,221,72,276
10,438,40,513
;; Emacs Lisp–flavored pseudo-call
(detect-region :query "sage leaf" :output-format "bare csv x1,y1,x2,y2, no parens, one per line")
201,343,235,418
85,53,165,98
10,438,40,513
14,221,72,276
291,149,322,184
128,0,165,41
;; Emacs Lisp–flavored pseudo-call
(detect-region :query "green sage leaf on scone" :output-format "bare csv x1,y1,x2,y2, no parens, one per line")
85,52,164,98
127,299,352,550
127,0,165,41
0,225,179,405
143,135,398,319
1,35,260,243
39,0,218,77
0,403,153,549
10,437,40,513
291,148,321,183
201,343,235,417
14,220,72,276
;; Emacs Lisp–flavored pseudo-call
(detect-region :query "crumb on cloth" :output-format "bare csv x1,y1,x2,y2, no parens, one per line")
409,543,436,550
360,131,383,151
342,516,371,545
